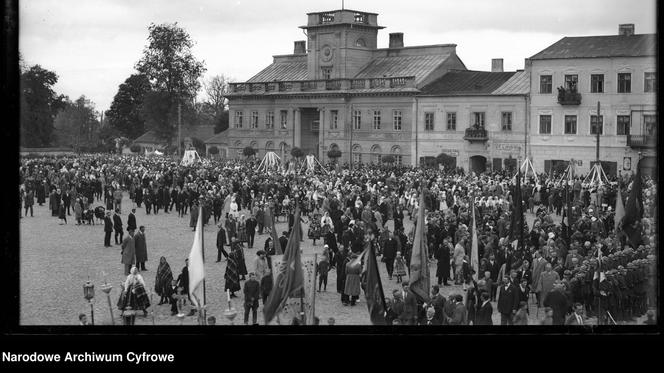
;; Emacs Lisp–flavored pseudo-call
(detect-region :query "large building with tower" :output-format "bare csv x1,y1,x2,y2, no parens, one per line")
226,9,656,176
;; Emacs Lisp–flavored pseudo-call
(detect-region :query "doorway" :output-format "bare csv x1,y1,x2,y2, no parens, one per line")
469,155,487,174
300,108,319,158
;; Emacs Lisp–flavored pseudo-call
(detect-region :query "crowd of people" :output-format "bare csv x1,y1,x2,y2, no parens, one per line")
19,152,657,325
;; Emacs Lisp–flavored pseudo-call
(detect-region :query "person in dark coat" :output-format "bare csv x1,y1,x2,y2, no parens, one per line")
232,239,248,281
103,211,113,247
113,210,123,245
475,291,494,325
382,231,398,280
400,281,419,325
134,226,148,271
216,224,229,262
336,247,349,305
243,272,260,325
323,230,338,267
127,208,137,231
278,231,288,255
435,241,451,286
260,269,273,305
497,276,520,325
543,281,570,325
246,215,258,248
429,285,446,324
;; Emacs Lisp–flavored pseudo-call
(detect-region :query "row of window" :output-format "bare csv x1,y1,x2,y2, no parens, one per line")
234,110,290,129
233,109,406,131
423,112,513,131
538,114,656,135
539,72,656,94
354,110,403,130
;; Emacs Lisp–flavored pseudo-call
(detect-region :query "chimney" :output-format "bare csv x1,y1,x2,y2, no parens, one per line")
619,24,635,36
389,33,404,48
491,58,504,73
294,40,306,54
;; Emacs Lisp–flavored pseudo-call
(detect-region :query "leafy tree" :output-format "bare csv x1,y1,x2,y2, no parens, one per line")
190,137,206,155
208,146,219,155
20,65,67,147
135,23,206,146
290,147,304,159
130,144,142,153
213,109,229,134
381,155,395,164
106,73,150,139
327,148,342,163
243,146,256,158
53,95,100,151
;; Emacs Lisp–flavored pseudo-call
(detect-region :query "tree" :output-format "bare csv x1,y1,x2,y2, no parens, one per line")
213,109,229,134
291,147,304,160
204,74,231,113
106,73,150,139
208,146,219,155
20,65,67,147
327,148,342,163
53,95,100,151
243,146,256,159
135,22,206,145
130,144,142,153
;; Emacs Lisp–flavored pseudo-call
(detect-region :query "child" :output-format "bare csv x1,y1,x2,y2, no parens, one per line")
317,254,330,292
394,251,407,283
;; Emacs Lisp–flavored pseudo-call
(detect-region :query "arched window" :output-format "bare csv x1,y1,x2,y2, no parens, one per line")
265,141,274,152
235,141,243,158
352,144,362,165
391,145,402,165
371,144,382,164
355,38,366,47
279,142,290,155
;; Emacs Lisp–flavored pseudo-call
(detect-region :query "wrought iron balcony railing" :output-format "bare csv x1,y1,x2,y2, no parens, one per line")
463,127,489,142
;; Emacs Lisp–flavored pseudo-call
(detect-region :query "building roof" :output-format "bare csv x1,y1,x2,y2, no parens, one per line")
492,71,530,95
246,60,309,82
353,54,451,84
529,34,656,60
205,131,228,145
133,125,217,145
419,70,517,96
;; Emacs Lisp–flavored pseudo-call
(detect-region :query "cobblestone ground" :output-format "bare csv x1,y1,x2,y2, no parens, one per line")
20,193,645,326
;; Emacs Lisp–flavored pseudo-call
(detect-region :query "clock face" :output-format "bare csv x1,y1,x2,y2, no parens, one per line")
321,45,334,63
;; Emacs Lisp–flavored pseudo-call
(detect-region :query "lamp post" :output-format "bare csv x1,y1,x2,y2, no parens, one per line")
100,281,114,325
83,280,95,325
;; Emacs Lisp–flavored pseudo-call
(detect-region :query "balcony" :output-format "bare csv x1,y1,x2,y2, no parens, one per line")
627,135,657,148
557,87,582,105
463,127,489,142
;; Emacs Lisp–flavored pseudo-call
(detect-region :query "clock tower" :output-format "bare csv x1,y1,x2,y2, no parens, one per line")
300,9,385,80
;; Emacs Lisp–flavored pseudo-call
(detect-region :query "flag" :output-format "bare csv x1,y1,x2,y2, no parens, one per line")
269,207,282,255
263,208,304,324
470,197,479,282
187,205,205,309
409,186,430,303
362,242,386,325
623,161,644,246
614,186,625,233
510,167,524,248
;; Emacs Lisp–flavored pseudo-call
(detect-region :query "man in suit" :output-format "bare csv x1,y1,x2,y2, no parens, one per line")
382,232,398,280
279,231,289,254
475,291,493,325
246,214,257,248
565,302,586,325
448,294,468,325
517,260,532,285
400,281,418,325
103,211,113,247
216,224,229,262
127,208,137,231
543,281,569,325
428,285,446,325
113,209,123,245
531,250,547,305
243,272,260,325
516,277,531,313
487,254,500,298
134,225,148,271
497,276,520,325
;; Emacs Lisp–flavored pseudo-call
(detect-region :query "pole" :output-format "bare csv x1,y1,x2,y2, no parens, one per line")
106,293,114,325
596,101,601,163
177,101,182,157
310,253,317,323
89,301,94,326
200,205,207,324
349,105,354,170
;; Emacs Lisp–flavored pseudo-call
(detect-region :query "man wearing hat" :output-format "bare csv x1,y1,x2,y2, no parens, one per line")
243,272,260,325
127,208,137,232
121,227,136,275
103,211,113,247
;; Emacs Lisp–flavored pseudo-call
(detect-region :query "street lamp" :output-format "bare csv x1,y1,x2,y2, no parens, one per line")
83,280,95,325
223,289,237,325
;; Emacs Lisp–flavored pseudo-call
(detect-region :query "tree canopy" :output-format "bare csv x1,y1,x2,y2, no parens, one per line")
20,65,67,147
53,95,100,151
106,73,150,139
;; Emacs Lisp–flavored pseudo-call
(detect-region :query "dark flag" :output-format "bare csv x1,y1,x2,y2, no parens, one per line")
622,161,644,247
510,167,524,248
263,208,304,324
409,185,430,303
362,241,387,325
562,181,571,244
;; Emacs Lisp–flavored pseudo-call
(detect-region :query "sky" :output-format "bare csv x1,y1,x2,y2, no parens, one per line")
19,0,657,113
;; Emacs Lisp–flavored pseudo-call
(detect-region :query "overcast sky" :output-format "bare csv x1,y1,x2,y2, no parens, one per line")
19,0,656,112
